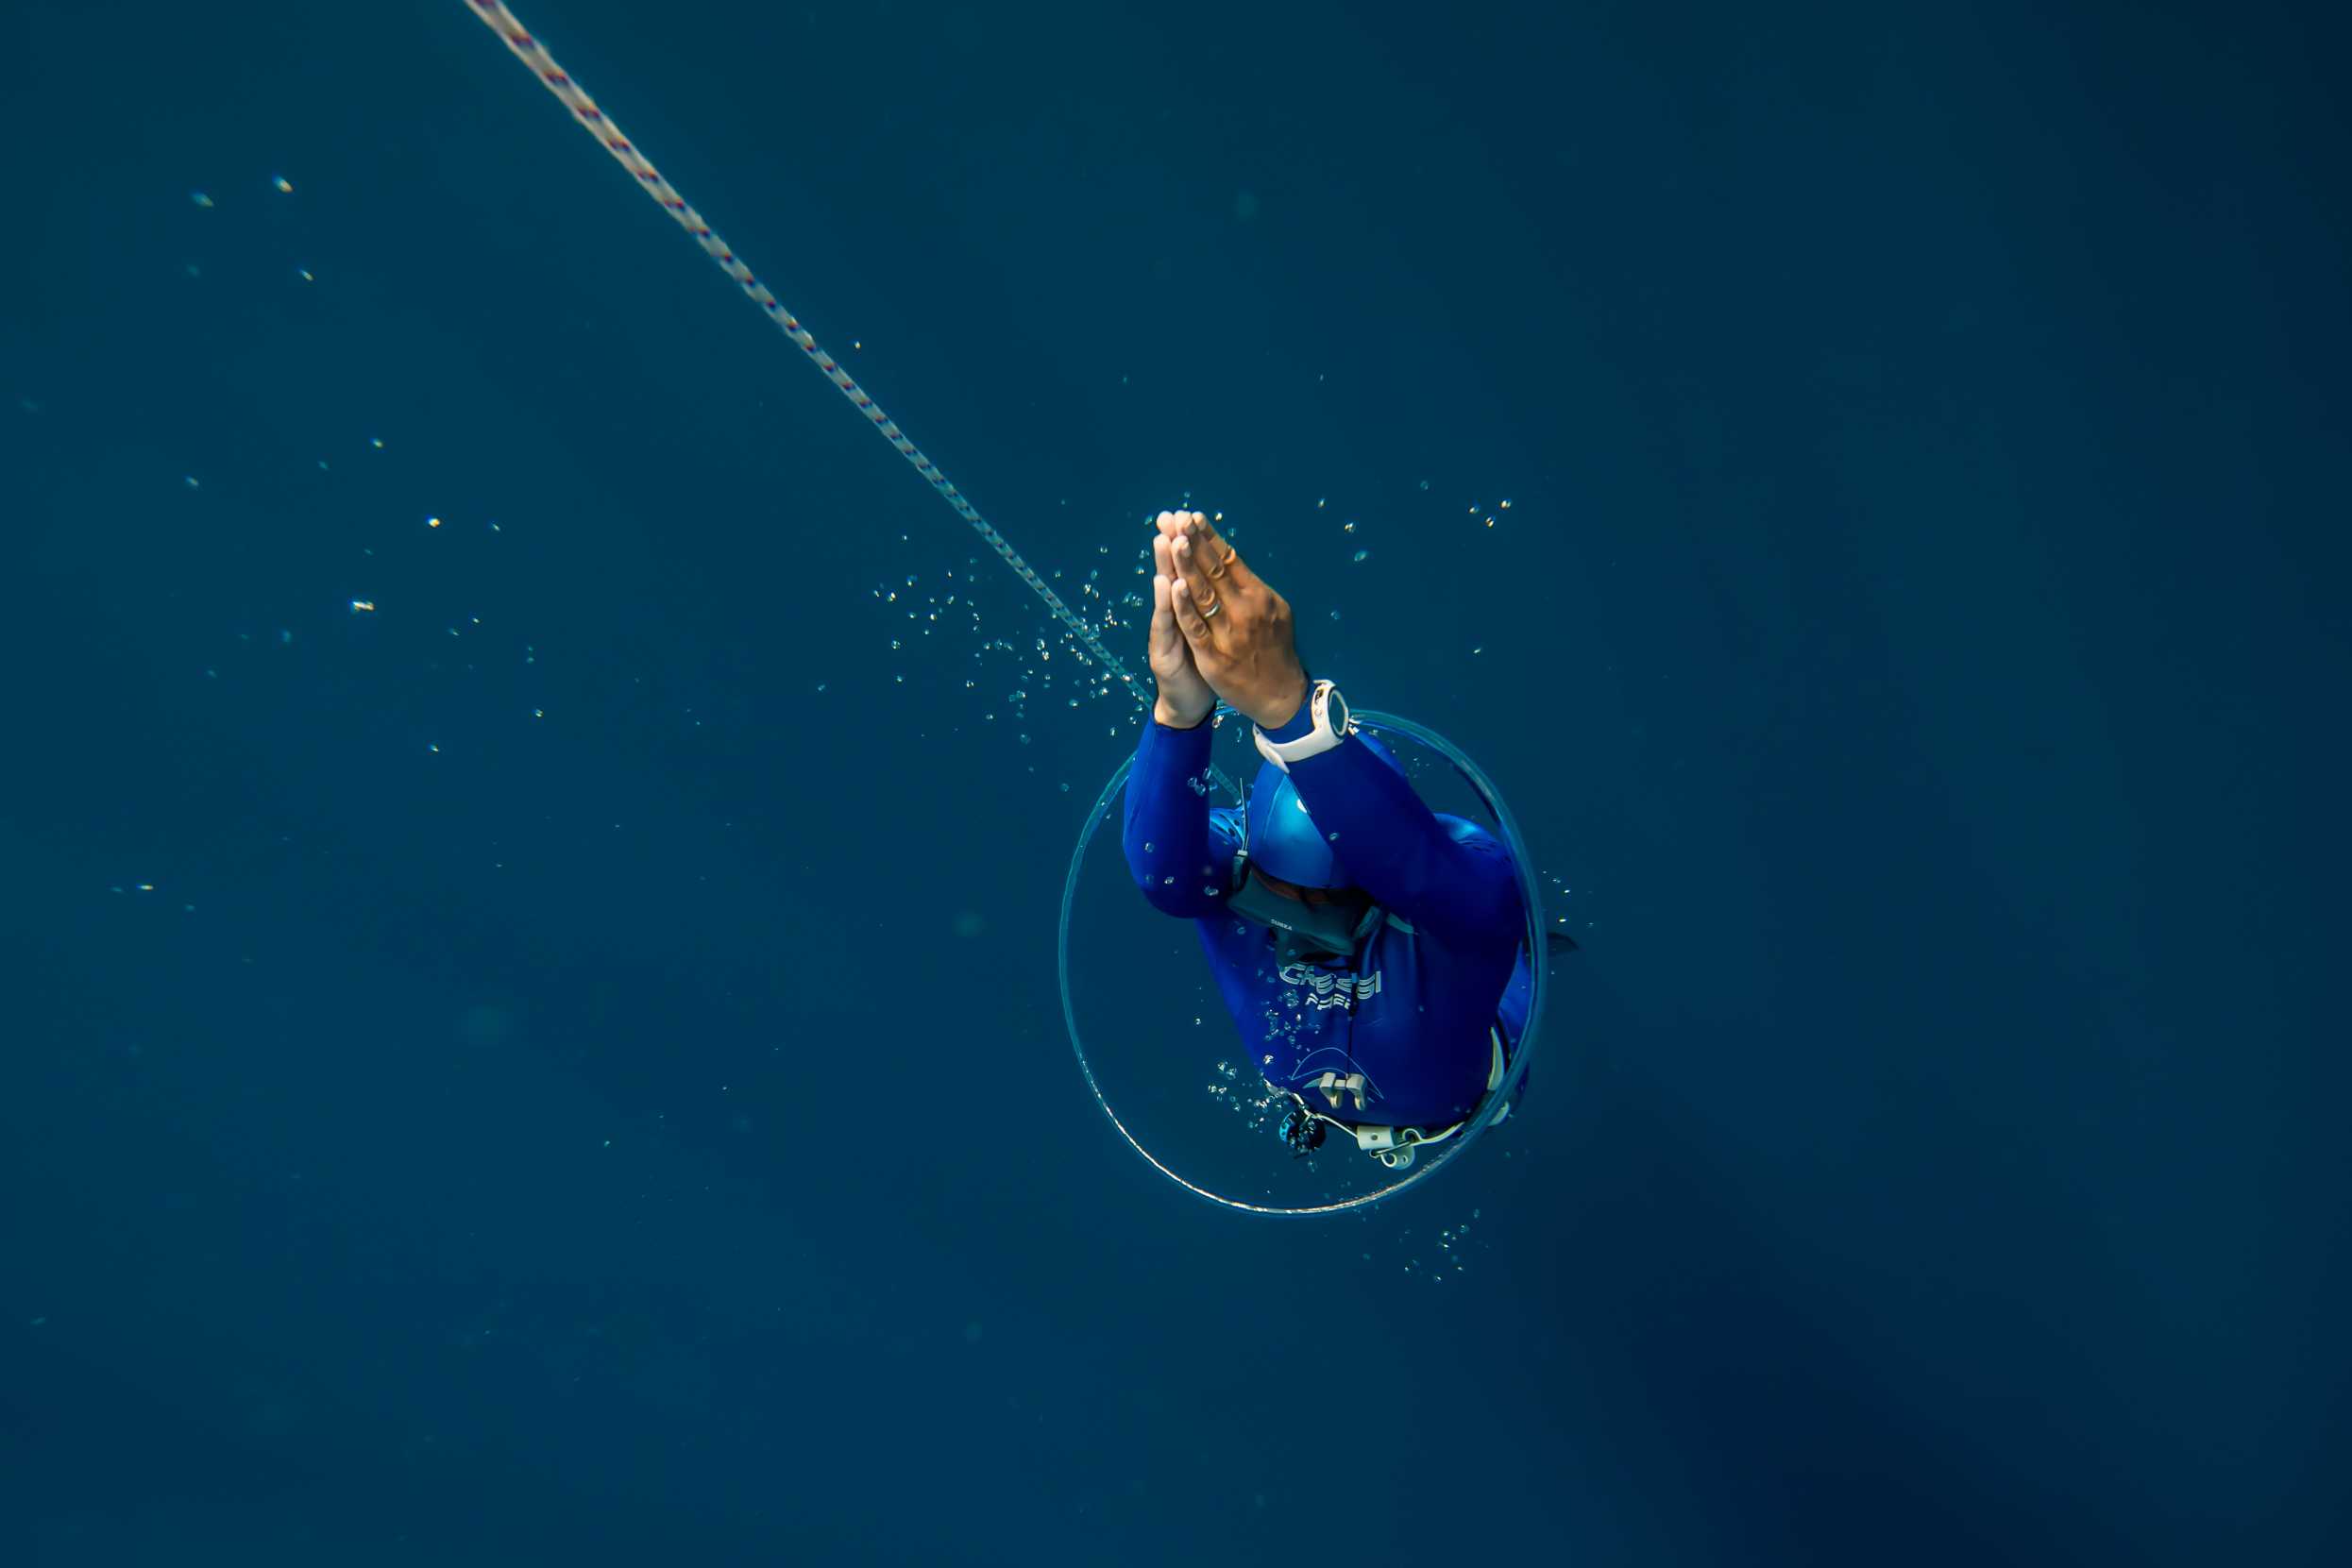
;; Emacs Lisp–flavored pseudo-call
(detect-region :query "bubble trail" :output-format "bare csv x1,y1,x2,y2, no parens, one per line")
461,0,1142,699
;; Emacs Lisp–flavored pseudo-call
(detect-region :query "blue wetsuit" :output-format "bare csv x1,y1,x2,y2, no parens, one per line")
1122,703,1532,1129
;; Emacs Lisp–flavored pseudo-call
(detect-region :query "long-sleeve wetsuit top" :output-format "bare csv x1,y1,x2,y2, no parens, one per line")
1122,701,1531,1130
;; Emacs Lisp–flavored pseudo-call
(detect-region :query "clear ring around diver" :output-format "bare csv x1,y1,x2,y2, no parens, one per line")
1058,705,1549,1217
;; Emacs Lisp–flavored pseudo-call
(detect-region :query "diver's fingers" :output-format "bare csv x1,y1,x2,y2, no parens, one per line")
1159,509,1216,549
1148,565,1183,663
1180,512,1253,592
1150,534,1176,631
1151,534,1196,647
1168,548,1219,646
1174,534,1232,618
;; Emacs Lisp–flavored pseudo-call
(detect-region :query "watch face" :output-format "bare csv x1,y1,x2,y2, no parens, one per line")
1324,685,1351,736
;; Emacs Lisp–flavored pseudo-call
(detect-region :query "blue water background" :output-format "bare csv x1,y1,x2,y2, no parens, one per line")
3,1,2344,1562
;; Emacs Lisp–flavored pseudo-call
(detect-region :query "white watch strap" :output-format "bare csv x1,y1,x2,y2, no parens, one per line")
1253,680,1350,772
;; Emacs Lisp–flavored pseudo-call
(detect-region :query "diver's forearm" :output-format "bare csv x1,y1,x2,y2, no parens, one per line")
1123,713,1226,917
1282,701,1518,942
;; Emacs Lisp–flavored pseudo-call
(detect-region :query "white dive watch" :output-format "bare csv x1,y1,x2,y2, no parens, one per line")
1253,679,1354,772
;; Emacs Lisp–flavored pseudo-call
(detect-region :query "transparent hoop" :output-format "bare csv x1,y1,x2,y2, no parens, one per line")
1058,710,1548,1216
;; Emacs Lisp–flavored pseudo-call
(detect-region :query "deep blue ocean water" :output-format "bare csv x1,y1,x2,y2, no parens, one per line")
3,2,2344,1563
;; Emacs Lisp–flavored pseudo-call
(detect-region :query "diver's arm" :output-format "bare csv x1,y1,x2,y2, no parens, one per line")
1123,518,1233,918
1150,508,1516,939
1122,713,1232,918
1278,700,1522,945
1119,516,1232,921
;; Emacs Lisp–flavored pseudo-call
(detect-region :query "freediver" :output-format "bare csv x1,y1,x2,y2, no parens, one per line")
1123,510,1538,1162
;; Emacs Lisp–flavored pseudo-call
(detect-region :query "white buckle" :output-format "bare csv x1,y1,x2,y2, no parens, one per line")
1351,1122,1416,1170
1316,1070,1368,1113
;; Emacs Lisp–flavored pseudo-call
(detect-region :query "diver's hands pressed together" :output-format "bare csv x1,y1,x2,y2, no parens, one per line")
1156,510,1311,730
1148,525,1218,729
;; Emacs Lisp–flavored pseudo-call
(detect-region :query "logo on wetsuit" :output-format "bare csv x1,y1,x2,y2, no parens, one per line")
1278,960,1382,1011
